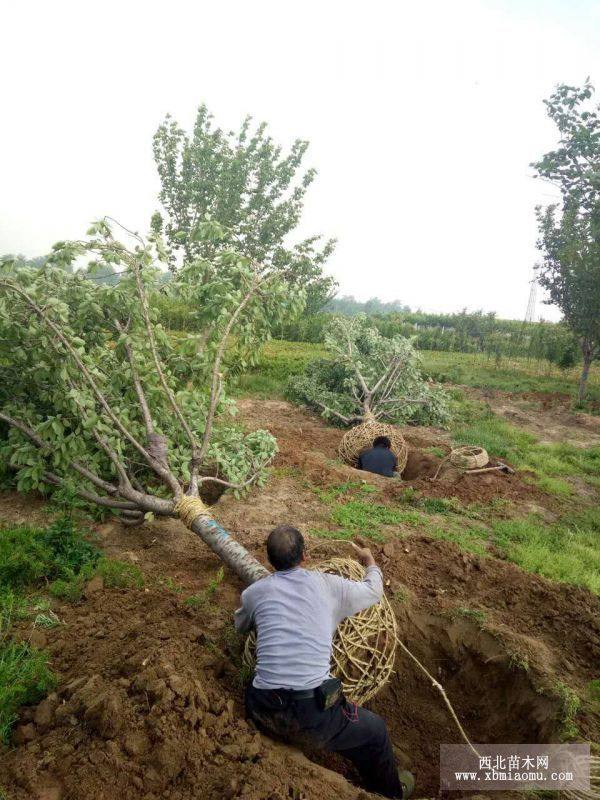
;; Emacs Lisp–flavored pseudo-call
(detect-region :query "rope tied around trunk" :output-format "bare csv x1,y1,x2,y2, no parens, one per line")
174,495,211,528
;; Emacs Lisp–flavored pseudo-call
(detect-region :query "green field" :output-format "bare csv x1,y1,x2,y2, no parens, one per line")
236,340,600,403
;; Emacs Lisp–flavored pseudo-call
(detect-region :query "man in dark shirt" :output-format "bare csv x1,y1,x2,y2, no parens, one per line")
357,436,398,477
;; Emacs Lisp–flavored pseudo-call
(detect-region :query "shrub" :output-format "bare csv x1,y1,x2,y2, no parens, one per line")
0,517,99,590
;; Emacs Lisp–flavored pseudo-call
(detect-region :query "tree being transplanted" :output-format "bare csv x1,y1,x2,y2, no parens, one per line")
0,219,304,584
286,315,450,427
532,82,600,403
152,104,337,314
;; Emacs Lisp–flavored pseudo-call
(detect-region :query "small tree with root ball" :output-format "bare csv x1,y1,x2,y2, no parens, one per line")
287,315,450,427
0,219,304,585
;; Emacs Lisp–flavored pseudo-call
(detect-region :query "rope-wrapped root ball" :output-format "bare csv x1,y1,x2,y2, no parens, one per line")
339,419,408,474
449,446,489,470
242,557,397,705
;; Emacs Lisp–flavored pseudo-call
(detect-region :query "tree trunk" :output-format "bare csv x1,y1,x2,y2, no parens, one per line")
190,514,269,586
578,340,594,404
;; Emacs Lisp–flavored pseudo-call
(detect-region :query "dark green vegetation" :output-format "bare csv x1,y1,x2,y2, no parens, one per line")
0,517,144,742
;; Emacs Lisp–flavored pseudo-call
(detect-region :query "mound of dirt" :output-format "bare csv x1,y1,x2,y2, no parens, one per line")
1,588,374,800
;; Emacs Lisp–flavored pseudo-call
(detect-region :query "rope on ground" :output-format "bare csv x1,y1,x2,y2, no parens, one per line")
174,495,211,528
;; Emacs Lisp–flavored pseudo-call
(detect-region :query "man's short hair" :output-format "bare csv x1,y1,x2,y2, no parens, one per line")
267,525,305,571
373,435,391,448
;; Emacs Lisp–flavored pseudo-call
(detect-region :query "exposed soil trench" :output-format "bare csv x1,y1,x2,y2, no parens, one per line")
374,610,563,789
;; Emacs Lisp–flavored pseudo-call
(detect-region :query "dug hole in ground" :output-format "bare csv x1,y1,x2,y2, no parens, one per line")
0,399,598,800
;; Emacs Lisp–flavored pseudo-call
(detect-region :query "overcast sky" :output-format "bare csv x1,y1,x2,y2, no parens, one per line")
2,0,599,321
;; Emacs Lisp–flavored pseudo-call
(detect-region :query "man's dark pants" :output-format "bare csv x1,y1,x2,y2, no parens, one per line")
246,684,402,799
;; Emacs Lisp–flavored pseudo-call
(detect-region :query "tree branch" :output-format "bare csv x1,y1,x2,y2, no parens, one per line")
313,401,362,426
0,412,120,498
127,247,199,468
196,267,269,471
114,318,154,437
0,280,181,497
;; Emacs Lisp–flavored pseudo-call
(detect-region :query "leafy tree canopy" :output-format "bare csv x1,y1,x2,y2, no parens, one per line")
0,220,302,533
532,81,600,401
152,104,337,313
286,315,450,427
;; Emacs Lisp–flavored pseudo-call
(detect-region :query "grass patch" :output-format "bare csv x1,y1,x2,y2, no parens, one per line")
554,681,582,741
426,524,490,556
392,586,410,604
491,510,600,594
233,340,327,397
96,558,144,589
417,497,461,515
48,574,86,602
0,588,56,744
420,349,600,403
309,481,423,542
0,641,55,743
534,475,573,497
588,679,600,705
450,606,487,625
310,499,422,542
185,567,224,608
312,481,379,503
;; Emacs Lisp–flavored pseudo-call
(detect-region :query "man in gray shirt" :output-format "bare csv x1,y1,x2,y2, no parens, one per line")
235,524,414,799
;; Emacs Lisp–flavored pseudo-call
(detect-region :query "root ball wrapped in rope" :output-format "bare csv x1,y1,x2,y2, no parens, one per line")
339,420,408,474
242,557,397,705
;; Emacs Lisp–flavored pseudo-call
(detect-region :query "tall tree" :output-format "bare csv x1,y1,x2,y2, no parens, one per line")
532,82,600,402
152,105,337,311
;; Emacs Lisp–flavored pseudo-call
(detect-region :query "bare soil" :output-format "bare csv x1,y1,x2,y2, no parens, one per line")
1,400,598,800
465,387,600,448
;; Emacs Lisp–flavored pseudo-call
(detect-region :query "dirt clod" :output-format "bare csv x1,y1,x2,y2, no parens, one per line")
84,575,104,597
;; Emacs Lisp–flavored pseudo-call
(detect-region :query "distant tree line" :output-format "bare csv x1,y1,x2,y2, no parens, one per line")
277,307,580,368
325,295,411,315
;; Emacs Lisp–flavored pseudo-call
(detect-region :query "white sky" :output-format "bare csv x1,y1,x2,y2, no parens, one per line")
2,0,599,321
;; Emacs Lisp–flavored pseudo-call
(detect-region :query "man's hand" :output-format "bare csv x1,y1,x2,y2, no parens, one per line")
351,541,376,568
